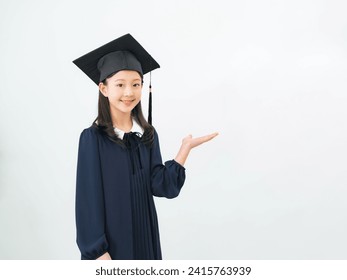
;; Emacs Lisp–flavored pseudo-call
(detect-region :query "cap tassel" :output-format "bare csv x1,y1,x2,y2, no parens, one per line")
148,71,152,125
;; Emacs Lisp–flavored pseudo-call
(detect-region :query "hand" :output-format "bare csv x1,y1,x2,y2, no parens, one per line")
175,132,219,166
96,252,112,260
182,132,219,150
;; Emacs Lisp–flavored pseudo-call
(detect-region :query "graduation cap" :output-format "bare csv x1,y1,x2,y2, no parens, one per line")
72,33,160,125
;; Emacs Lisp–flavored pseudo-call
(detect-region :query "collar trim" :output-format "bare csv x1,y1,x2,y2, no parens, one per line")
114,119,144,139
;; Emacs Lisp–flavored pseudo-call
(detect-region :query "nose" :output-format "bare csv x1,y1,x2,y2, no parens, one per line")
124,86,133,97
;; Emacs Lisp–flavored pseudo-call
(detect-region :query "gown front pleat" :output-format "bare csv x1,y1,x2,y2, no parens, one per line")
124,132,161,260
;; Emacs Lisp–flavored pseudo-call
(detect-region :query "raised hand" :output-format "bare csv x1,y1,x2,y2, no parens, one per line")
181,132,219,149
174,132,219,166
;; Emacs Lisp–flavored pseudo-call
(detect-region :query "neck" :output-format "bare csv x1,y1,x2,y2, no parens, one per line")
110,107,133,132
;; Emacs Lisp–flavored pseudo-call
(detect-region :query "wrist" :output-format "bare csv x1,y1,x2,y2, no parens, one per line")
180,142,191,152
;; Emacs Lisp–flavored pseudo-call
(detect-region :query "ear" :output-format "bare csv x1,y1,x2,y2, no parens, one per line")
99,82,108,97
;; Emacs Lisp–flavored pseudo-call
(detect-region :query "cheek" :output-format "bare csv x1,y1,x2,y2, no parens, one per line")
107,88,122,99
135,89,142,99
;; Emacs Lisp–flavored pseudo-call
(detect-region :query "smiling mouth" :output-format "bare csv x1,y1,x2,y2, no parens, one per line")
121,99,135,105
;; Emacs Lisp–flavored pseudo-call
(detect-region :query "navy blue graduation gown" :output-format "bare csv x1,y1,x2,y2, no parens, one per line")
75,126,186,260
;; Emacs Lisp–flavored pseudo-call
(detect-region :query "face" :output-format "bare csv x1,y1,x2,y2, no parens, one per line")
99,70,142,115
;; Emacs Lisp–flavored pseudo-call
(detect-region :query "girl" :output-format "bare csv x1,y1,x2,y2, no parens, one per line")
73,34,218,260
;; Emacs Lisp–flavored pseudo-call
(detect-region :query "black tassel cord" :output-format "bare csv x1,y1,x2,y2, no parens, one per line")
148,71,152,125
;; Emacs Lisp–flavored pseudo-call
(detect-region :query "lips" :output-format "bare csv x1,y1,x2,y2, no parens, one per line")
121,99,135,105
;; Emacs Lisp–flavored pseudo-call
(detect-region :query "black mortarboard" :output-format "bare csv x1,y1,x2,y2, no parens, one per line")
72,33,160,124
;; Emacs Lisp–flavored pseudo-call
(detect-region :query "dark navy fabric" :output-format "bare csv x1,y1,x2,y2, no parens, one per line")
75,126,186,260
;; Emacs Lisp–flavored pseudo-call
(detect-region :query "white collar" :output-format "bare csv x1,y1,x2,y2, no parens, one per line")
114,119,144,139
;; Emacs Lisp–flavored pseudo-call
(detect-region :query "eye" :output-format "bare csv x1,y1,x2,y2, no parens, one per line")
116,83,123,87
133,83,141,87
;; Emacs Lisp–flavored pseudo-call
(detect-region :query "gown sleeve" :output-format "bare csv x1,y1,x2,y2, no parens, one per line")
150,129,186,198
75,128,109,259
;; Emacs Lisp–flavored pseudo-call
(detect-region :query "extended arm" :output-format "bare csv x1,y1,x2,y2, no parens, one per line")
150,130,218,198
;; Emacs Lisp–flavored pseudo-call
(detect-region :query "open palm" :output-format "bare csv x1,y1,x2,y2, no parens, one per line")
182,132,219,149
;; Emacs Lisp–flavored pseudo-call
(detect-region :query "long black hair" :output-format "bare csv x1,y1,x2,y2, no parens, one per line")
92,71,154,147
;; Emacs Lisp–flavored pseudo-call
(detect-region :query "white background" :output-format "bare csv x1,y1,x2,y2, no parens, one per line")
0,0,346,259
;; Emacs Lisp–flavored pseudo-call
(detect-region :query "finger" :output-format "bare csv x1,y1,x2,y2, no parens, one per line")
201,132,219,142
183,134,193,141
193,134,217,145
209,132,219,139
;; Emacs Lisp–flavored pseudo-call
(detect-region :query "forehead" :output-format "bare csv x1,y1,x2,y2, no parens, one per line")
111,70,142,80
